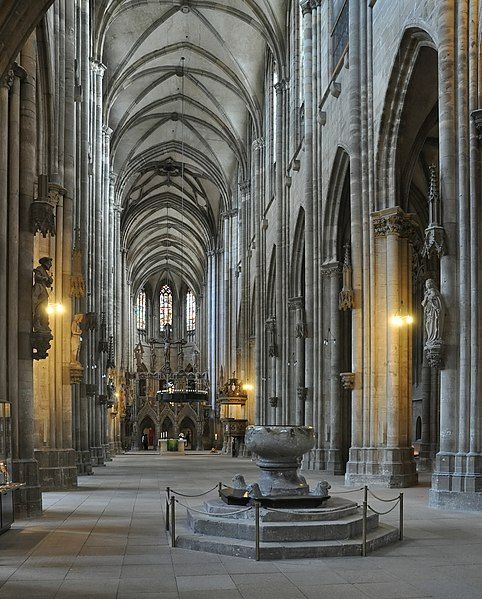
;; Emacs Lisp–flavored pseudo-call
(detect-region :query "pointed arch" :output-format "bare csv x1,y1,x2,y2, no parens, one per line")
323,147,350,262
290,207,305,298
376,27,437,211
266,246,277,318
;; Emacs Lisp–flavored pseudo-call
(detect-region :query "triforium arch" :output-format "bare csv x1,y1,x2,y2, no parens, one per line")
288,208,306,427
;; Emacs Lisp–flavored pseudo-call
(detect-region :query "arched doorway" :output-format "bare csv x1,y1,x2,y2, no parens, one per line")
139,416,156,450
179,417,196,450
161,417,173,439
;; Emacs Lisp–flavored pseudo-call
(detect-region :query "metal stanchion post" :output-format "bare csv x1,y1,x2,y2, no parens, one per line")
399,492,404,541
255,501,260,561
362,485,368,557
170,496,176,548
165,487,170,531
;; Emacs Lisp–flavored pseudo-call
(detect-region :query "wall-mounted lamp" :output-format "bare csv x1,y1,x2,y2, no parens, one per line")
46,302,64,315
390,314,414,327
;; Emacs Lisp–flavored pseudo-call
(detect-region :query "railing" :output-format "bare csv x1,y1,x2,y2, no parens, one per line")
164,483,404,560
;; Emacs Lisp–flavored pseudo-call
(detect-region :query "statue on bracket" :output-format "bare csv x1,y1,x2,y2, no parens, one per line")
422,278,445,369
31,257,54,360
70,314,84,383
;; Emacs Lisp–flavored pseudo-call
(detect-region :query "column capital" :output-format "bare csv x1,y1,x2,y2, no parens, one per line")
274,78,289,95
239,180,251,195
372,206,417,240
320,261,342,278
0,69,14,90
300,0,312,15
90,58,106,76
288,296,304,311
252,137,265,151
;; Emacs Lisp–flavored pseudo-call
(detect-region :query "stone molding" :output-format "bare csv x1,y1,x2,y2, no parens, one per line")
372,207,417,240
288,296,304,311
320,261,341,278
340,372,355,390
252,137,265,151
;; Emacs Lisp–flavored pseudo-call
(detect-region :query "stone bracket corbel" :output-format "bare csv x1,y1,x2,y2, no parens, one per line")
340,372,355,390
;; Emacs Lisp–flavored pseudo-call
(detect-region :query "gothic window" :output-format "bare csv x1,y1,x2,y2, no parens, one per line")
298,3,304,105
331,0,349,72
159,285,173,330
186,290,196,333
135,289,147,331
272,67,278,165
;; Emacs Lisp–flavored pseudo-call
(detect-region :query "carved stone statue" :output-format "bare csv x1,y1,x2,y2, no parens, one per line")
422,279,444,344
71,314,84,365
32,257,53,333
247,483,262,499
134,341,144,371
422,279,445,369
313,480,331,498
232,474,247,490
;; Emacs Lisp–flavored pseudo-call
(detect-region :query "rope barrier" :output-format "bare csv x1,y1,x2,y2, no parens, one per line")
367,500,400,516
331,487,365,494
368,489,401,503
166,483,220,498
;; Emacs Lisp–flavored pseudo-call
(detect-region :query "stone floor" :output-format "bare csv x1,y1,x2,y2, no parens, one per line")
0,453,482,598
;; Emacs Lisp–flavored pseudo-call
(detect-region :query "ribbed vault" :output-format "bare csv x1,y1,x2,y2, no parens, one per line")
96,0,286,293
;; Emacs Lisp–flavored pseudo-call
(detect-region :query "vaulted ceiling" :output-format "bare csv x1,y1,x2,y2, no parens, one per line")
96,0,287,295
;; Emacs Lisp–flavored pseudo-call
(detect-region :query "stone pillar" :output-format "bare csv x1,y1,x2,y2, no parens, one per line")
430,0,482,510
300,0,314,428
346,208,417,487
322,262,344,475
13,34,42,516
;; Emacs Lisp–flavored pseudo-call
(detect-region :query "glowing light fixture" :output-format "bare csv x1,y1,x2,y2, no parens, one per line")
46,303,64,315
390,313,414,327
242,383,254,392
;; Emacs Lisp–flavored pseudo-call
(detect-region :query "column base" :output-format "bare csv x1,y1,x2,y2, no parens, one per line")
417,442,435,472
325,449,346,475
431,452,482,498
11,459,42,518
76,450,93,475
104,443,112,461
90,446,105,466
304,448,326,471
34,448,78,491
345,446,418,488
429,489,482,512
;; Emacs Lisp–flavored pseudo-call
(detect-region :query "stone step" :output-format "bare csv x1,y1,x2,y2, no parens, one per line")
203,497,360,522
187,510,379,542
175,522,400,560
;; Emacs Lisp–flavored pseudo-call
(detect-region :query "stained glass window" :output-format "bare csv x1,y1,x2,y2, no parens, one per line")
136,289,146,331
186,290,196,332
160,284,173,329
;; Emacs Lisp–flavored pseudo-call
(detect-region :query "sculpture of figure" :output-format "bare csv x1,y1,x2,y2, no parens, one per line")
313,480,331,498
134,341,144,370
71,314,84,365
232,474,247,490
422,279,444,344
32,257,53,333
247,483,262,499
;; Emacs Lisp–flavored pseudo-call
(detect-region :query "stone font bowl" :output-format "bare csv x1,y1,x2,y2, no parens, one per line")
245,425,315,462
244,426,315,496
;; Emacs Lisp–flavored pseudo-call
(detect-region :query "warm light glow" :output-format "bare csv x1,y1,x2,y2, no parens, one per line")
46,303,64,315
390,314,414,327
242,383,254,392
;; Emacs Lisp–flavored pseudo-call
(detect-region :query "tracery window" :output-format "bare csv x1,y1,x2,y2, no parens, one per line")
186,290,196,333
331,0,349,72
272,67,278,165
159,284,173,330
135,289,147,331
